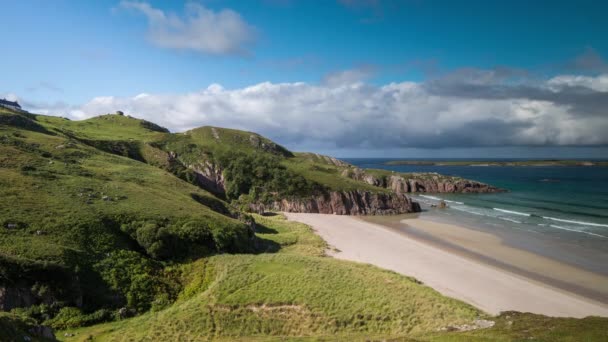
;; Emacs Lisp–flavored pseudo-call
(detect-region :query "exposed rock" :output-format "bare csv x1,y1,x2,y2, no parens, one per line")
439,319,495,332
211,127,220,140
250,190,421,215
341,168,382,186
438,200,448,209
190,159,226,195
346,168,504,194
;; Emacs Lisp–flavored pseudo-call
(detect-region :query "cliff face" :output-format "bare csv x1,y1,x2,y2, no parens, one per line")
249,190,421,215
190,159,226,195
344,168,504,194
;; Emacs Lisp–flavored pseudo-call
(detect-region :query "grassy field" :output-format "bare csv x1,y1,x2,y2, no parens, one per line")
0,108,254,322
57,214,482,341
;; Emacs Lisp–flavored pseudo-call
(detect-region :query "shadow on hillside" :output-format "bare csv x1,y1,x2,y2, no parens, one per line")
254,223,278,234
260,212,279,217
254,236,282,254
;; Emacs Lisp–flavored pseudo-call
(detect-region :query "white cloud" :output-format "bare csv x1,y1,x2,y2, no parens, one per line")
21,73,607,149
120,1,256,56
547,74,608,92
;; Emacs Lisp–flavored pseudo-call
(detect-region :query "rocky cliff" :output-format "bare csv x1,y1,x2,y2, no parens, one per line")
343,168,504,194
249,190,421,215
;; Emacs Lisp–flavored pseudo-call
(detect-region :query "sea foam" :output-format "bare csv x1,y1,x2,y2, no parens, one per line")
542,216,608,228
493,208,531,217
547,225,607,238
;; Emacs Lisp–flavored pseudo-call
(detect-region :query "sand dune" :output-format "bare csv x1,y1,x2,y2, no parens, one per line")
284,213,608,318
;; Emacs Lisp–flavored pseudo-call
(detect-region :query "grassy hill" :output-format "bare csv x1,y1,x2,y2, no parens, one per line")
2,107,606,341
0,108,255,324
57,214,482,341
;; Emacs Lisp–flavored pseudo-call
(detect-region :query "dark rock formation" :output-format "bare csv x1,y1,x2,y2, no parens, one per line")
190,159,226,195
249,190,421,215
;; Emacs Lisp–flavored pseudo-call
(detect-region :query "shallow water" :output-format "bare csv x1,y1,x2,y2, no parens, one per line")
345,158,608,274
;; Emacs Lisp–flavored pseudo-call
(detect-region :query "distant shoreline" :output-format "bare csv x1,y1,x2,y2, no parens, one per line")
384,160,608,167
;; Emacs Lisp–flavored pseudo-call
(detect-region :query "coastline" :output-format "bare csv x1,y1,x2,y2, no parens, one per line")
362,214,608,304
284,212,608,318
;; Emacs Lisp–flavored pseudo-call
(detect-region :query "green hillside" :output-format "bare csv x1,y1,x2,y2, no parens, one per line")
0,108,255,325
2,107,606,341
58,214,481,341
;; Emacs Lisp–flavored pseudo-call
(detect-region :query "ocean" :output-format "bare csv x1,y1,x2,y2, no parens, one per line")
345,158,608,274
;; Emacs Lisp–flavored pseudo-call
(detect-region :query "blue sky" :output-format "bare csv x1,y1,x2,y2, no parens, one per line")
3,0,608,157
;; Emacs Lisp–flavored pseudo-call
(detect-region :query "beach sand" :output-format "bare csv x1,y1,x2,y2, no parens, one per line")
284,212,608,318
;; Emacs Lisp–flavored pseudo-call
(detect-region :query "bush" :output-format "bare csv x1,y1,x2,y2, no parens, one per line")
44,307,112,329
215,151,323,202
95,250,163,313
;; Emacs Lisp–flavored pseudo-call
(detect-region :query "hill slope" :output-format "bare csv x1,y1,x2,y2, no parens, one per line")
0,108,255,325
2,108,606,341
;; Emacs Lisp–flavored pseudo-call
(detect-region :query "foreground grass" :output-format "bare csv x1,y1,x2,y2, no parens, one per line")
58,214,608,341
58,214,481,341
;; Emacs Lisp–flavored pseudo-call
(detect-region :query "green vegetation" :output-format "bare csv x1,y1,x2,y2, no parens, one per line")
0,107,254,327
0,107,395,337
2,107,605,341
58,214,608,341
0,312,55,341
385,160,608,167
57,214,481,341
283,154,386,192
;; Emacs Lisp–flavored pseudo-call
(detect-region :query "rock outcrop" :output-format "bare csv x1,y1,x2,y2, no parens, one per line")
344,168,504,194
249,190,421,215
190,159,226,195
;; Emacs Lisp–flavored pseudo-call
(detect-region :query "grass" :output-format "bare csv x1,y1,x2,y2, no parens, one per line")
57,214,608,341
0,312,56,341
283,155,386,193
58,214,481,341
0,109,253,318
4,108,606,341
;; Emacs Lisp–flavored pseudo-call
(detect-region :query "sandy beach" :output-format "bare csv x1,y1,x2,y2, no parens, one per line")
284,212,608,318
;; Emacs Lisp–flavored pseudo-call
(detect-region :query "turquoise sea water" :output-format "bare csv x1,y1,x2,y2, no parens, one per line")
345,159,608,260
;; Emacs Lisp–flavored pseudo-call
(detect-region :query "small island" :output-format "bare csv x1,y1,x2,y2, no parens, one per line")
384,160,608,167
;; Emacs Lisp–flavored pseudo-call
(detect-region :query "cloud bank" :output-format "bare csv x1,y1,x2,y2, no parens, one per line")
120,1,256,56
21,70,608,150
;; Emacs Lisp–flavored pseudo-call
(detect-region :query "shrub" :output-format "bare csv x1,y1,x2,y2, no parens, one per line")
44,307,112,329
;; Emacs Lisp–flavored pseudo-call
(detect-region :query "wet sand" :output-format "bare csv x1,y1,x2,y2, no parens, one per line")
284,212,608,318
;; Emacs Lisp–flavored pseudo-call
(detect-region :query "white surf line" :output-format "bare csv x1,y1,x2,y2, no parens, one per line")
548,224,608,239
542,216,608,228
498,217,521,224
493,208,531,217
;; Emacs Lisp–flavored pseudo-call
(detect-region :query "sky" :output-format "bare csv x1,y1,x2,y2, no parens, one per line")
2,0,608,158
